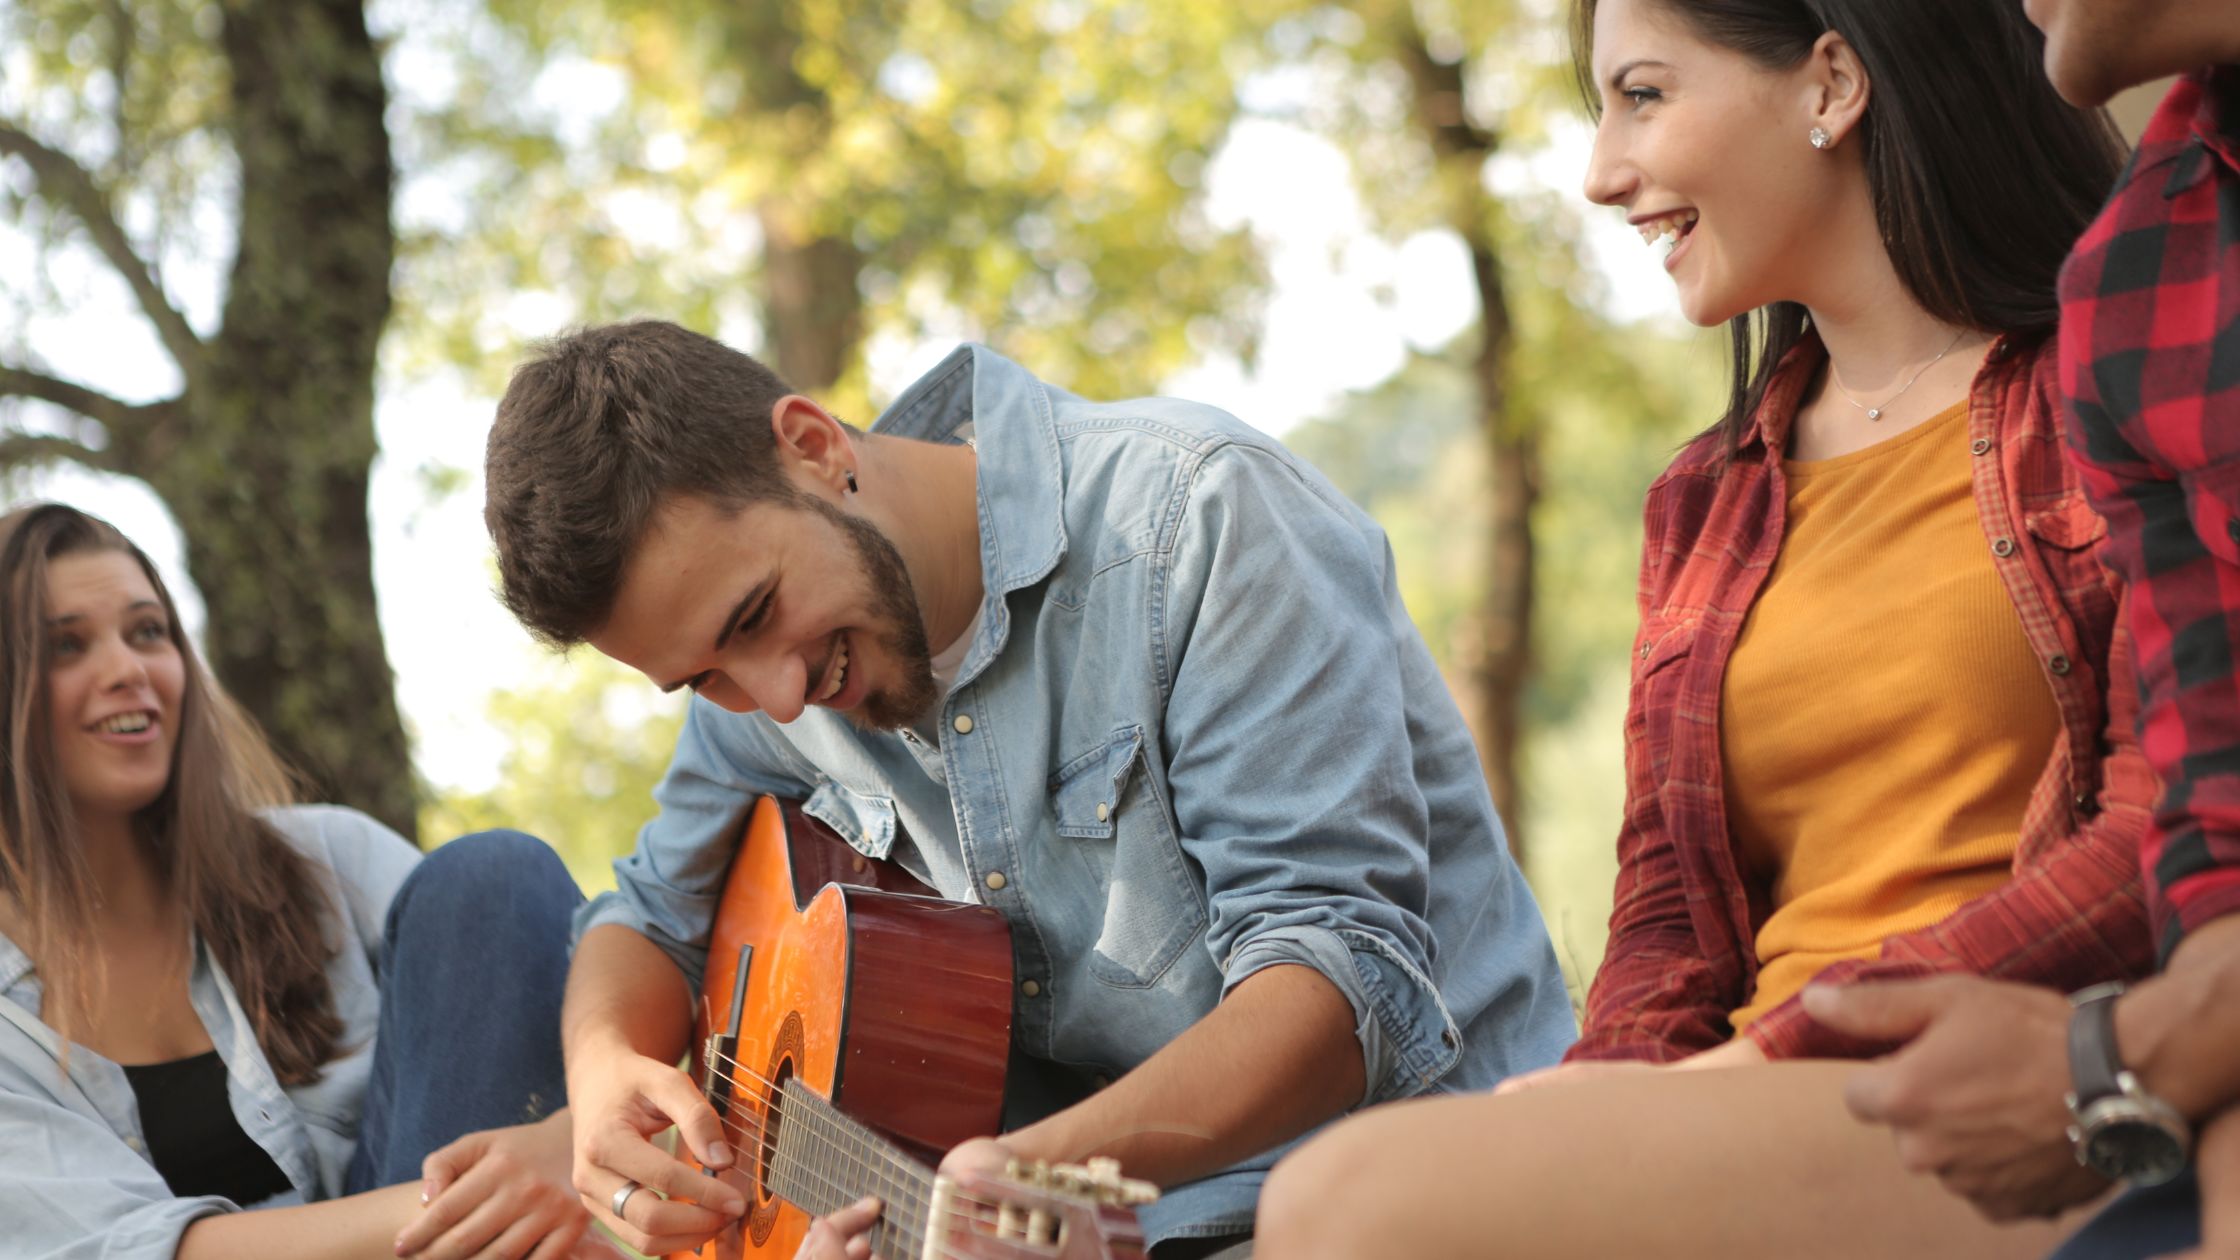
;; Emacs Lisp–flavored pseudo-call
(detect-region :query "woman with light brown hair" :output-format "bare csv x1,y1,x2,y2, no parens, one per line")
0,502,607,1259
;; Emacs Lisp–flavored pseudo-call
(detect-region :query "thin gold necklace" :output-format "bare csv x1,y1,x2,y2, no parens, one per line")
1831,328,1967,422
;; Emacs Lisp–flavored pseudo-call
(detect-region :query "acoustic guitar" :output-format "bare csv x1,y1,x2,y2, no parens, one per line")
675,795,1156,1260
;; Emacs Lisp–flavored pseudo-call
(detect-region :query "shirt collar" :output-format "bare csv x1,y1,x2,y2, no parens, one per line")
868,343,1069,599
0,928,36,1000
1740,326,2038,458
2135,68,2240,174
1736,330,1826,457
2192,66,2240,172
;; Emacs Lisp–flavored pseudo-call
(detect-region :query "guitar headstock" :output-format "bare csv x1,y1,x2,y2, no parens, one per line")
927,1158,1159,1260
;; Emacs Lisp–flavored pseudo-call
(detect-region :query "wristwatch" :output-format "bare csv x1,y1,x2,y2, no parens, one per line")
2064,981,2190,1185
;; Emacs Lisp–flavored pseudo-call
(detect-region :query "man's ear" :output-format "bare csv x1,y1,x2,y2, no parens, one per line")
768,394,854,497
1803,30,1872,147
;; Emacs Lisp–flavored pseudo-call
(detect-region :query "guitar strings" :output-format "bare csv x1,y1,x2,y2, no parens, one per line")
690,1048,1036,1253
698,1044,960,1215
697,1086,1026,1260
698,1045,1006,1236
691,1099,996,1260
701,1040,1135,1220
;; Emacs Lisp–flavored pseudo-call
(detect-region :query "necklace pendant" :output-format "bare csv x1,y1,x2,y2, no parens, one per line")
1867,407,1883,421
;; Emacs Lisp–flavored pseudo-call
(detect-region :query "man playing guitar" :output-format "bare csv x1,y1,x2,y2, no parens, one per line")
482,320,1575,1259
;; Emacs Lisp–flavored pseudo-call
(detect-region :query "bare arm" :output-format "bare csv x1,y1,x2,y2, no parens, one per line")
961,963,1362,1186
562,924,697,1085
176,1111,608,1260
175,1183,423,1260
561,924,745,1256
2119,913,2240,1121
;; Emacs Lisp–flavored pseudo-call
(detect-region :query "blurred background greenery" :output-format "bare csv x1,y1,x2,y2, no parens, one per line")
9,0,2148,1001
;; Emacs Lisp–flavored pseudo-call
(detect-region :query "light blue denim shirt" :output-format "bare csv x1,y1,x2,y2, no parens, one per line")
580,345,1576,1243
0,806,419,1259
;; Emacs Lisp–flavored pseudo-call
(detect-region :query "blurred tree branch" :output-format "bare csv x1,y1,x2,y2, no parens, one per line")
0,432,121,475
0,121,206,378
0,0,416,841
0,365,142,431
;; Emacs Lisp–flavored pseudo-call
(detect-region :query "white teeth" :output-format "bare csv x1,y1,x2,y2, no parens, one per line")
1637,211,1699,253
816,638,849,703
99,713,151,734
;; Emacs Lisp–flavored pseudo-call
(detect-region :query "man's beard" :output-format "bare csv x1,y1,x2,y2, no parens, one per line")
797,494,938,732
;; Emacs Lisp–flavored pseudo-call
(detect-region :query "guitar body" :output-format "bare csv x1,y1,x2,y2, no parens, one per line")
680,797,1015,1260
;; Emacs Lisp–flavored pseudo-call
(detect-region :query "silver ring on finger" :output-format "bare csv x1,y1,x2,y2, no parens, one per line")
610,1179,643,1220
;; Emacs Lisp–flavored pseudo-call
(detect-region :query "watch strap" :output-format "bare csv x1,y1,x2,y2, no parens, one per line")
2067,984,2127,1106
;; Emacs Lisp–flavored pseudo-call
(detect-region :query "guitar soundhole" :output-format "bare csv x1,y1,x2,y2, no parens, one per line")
748,1010,807,1247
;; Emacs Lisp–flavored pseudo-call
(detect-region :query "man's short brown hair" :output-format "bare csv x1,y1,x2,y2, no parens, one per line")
484,320,800,647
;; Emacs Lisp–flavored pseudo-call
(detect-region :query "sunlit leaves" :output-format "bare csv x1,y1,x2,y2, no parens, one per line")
406,0,1298,408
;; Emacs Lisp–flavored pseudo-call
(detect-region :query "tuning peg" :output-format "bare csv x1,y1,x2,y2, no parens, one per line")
1048,1157,1159,1206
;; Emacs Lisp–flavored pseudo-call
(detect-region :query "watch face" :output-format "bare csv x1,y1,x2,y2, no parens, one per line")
2085,1121,2190,1185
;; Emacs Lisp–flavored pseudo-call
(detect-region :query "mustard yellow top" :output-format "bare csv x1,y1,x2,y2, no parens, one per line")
1723,400,2060,1030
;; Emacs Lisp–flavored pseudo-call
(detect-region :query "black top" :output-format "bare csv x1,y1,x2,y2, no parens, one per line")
121,1050,293,1204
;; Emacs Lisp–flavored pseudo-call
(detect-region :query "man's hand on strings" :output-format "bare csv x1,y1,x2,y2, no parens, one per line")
794,1196,882,1260
568,1043,750,1254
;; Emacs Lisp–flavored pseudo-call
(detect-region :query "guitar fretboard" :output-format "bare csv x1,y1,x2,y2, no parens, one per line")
768,1078,941,1260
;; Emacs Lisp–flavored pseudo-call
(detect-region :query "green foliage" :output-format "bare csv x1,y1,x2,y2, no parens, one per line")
393,0,1296,416
422,654,686,892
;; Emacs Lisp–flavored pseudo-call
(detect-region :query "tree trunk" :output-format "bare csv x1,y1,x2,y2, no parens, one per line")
158,0,415,839
1401,25,1535,859
759,201,864,393
735,3,864,397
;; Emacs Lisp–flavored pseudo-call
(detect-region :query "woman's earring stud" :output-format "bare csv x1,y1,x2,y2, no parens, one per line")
1809,126,1832,150
845,469,859,494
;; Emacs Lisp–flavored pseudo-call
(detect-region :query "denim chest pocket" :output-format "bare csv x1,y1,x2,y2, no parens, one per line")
1048,726,1206,988
804,780,898,861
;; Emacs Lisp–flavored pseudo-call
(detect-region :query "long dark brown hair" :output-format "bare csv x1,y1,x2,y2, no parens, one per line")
0,504,342,1083
1572,0,2128,456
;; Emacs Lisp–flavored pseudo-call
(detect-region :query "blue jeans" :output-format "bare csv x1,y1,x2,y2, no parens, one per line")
2048,1168,2201,1259
344,831,581,1192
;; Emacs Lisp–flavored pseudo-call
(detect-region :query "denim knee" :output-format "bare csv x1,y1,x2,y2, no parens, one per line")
387,830,578,937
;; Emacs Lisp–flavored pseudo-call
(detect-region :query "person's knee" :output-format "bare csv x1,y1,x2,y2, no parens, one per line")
1257,1118,1387,1260
392,830,576,930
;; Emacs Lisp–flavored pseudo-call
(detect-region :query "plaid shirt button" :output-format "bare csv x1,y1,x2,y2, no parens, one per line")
1972,438,1993,456
2050,655,2073,676
1992,537,2016,557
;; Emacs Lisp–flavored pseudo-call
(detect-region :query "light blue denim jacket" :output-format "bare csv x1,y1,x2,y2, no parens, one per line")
0,806,419,1259
580,345,1576,1243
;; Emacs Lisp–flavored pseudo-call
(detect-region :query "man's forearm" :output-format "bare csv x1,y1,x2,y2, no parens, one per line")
2120,913,2240,1120
1000,962,1365,1186
564,923,697,1074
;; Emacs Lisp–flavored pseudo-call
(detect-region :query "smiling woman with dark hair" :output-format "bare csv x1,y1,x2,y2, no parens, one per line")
1255,0,2160,1255
0,503,606,1260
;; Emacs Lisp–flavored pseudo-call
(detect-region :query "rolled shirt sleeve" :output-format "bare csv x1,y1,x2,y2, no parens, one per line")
1158,444,1467,1106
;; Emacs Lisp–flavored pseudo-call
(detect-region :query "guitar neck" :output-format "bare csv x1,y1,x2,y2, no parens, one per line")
768,1078,941,1260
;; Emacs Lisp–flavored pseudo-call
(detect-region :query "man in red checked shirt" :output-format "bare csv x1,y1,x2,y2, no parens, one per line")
1800,4,2240,1258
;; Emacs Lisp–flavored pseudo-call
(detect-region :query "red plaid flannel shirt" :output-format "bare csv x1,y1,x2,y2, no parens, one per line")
1569,334,2159,1062
2060,68,2240,960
